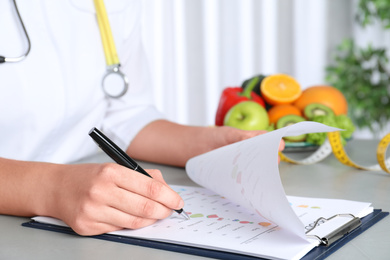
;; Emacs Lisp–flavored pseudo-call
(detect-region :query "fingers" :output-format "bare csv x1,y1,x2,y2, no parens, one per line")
99,164,183,217
59,163,184,236
70,203,158,236
107,183,175,220
223,127,285,163
245,129,285,153
279,139,285,152
239,130,267,141
236,129,285,153
112,167,184,211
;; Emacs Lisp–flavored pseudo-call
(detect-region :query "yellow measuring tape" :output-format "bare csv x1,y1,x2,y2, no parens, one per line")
280,132,390,174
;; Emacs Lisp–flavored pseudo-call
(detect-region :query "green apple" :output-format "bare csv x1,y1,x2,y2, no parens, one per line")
223,101,269,130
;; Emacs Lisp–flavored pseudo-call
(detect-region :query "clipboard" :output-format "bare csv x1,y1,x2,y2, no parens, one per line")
22,209,388,260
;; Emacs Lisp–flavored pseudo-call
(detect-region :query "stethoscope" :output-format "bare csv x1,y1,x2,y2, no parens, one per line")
0,0,129,98
0,0,31,64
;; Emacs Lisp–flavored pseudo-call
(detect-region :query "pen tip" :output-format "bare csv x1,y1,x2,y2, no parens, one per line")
181,211,190,220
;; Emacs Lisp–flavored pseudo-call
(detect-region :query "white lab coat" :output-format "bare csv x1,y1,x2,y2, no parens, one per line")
0,0,164,163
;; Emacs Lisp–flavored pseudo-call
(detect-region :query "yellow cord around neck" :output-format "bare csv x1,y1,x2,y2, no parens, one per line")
93,0,120,66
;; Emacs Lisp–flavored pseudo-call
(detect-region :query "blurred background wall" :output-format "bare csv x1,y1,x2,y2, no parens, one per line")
141,0,390,138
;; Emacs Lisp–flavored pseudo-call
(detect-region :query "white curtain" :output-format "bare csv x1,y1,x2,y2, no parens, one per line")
141,0,390,138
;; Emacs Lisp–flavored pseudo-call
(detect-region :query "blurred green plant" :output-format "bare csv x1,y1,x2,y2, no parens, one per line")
357,0,390,28
326,40,390,132
325,0,390,134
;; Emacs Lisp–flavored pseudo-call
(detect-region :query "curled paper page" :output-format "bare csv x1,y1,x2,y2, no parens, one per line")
186,121,340,240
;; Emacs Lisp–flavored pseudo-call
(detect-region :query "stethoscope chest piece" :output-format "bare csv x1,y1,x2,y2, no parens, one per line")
94,0,130,99
102,65,129,98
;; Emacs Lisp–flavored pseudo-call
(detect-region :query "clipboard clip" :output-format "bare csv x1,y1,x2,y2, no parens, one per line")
305,214,362,246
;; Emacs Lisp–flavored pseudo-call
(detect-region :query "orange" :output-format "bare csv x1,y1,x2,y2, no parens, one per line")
260,74,302,105
267,104,302,124
293,85,348,115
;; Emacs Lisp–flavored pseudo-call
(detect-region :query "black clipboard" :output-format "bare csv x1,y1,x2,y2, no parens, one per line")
22,209,388,260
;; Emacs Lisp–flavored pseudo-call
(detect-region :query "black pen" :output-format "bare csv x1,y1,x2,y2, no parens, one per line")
89,127,190,220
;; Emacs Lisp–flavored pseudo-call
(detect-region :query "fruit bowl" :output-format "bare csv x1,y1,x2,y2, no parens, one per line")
284,137,352,152
215,74,355,153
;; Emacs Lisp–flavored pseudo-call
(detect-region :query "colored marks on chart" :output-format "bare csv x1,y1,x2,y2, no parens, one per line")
207,214,224,221
175,188,187,196
236,172,242,184
231,162,243,184
233,152,241,164
188,213,258,224
296,205,321,209
258,222,272,227
231,153,244,186
239,221,253,224
189,213,223,220
288,200,321,210
190,213,204,218
233,219,254,224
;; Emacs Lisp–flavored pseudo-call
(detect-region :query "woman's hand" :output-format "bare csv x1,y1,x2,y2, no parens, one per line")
0,158,183,236
209,126,285,154
128,120,285,167
50,163,184,236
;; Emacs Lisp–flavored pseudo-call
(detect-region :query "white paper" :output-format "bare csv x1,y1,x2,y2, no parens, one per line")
32,122,373,260
33,184,371,260
186,121,341,239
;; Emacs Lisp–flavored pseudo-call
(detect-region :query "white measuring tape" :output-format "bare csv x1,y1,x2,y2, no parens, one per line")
280,131,390,174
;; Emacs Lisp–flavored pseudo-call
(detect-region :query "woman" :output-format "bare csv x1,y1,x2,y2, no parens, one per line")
0,0,283,236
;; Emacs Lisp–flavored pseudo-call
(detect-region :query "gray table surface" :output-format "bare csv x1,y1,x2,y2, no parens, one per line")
1,139,389,260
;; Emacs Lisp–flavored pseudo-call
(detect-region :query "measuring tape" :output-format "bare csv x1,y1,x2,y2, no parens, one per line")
280,131,390,174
